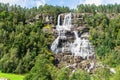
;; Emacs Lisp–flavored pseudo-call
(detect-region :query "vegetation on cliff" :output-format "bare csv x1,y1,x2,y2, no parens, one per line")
0,3,120,80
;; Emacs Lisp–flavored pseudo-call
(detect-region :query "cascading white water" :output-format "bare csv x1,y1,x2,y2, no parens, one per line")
51,13,72,53
51,13,94,59
51,36,59,54
57,15,61,26
63,13,71,26
63,13,72,31
71,31,82,56
56,13,72,31
71,31,93,59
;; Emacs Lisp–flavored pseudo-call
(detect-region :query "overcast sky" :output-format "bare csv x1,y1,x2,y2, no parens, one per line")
0,0,120,9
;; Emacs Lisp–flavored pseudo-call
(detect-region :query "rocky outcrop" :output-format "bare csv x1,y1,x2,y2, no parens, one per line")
26,13,54,24
53,54,97,73
53,53,116,74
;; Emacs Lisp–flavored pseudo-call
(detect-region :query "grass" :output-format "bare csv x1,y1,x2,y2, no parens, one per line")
0,71,25,80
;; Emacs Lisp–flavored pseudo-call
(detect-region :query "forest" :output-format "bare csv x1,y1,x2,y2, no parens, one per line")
0,3,120,80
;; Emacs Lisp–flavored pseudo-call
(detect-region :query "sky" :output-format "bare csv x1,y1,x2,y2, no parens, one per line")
0,0,120,9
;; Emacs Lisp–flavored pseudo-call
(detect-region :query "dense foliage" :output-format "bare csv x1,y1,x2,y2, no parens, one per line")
77,4,120,13
86,13,120,67
0,3,70,74
0,19,53,73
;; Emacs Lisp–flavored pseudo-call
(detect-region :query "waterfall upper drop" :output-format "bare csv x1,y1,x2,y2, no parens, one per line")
56,13,72,31
51,13,94,59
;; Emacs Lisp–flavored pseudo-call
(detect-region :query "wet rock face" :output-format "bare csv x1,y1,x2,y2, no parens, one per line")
53,53,116,74
53,54,96,73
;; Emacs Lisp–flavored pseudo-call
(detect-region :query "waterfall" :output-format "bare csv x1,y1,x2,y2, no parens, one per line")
57,15,61,26
63,13,72,30
56,15,61,31
73,31,79,39
71,31,82,56
63,13,71,26
51,36,59,54
51,13,94,59
56,13,72,31
71,31,93,59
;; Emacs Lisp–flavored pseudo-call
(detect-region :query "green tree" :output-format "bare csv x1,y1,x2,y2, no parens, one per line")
110,66,120,80
55,68,70,80
24,54,53,80
69,70,91,80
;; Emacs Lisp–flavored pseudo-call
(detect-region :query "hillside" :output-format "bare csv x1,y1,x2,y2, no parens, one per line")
0,3,120,80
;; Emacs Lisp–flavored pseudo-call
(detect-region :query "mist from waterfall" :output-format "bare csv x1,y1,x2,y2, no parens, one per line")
51,13,94,59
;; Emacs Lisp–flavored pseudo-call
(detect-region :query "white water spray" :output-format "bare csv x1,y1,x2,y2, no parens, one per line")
51,13,94,59
51,36,59,54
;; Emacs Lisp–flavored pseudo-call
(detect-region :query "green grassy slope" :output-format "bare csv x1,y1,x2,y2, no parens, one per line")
0,71,24,80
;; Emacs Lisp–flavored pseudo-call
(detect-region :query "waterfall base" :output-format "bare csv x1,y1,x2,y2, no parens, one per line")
53,53,96,73
53,54,116,74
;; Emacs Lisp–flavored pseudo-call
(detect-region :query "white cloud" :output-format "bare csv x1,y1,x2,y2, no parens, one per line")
0,0,46,8
83,0,120,5
84,0,103,5
103,0,120,4
36,0,46,7
0,0,19,5
1,0,120,9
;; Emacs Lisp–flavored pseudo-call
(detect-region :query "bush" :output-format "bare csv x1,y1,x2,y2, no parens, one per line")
110,65,120,80
69,69,91,80
24,54,54,80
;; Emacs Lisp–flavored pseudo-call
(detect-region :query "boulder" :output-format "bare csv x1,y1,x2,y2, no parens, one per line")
0,78,10,80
